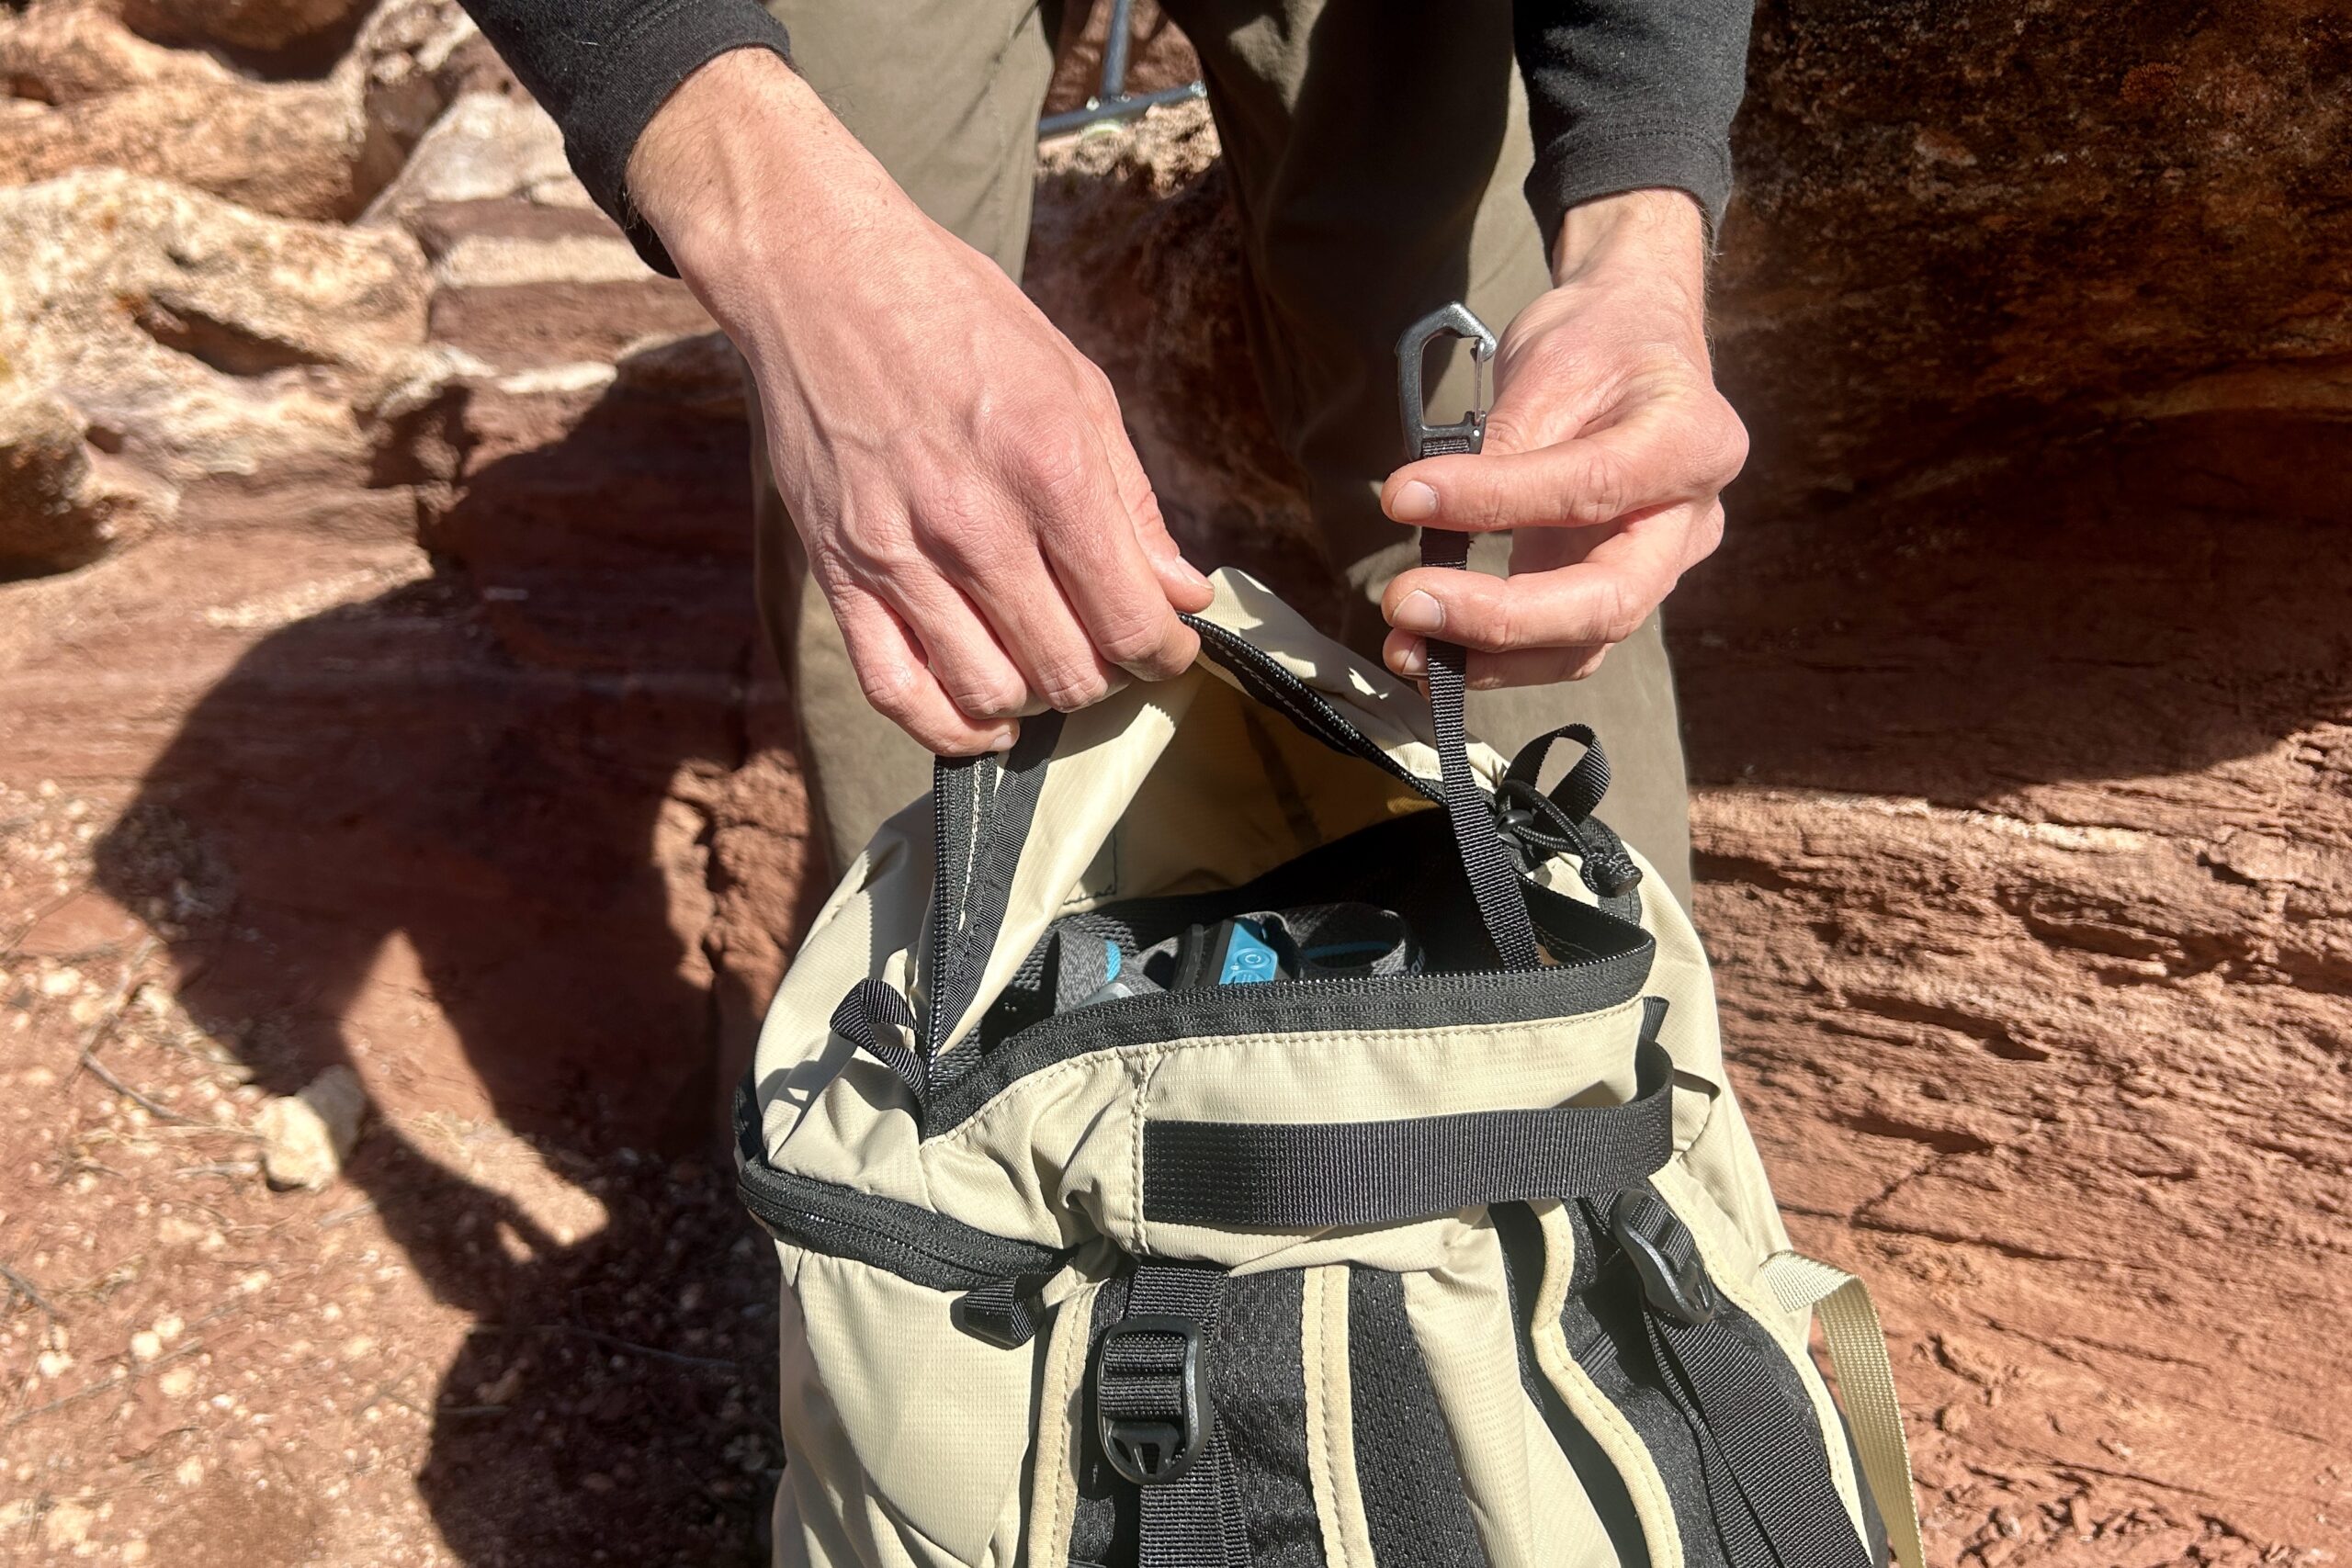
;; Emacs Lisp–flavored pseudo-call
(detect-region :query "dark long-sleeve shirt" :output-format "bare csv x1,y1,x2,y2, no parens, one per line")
458,1,1750,273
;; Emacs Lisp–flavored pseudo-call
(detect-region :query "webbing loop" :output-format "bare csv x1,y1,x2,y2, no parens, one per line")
1761,1252,1927,1568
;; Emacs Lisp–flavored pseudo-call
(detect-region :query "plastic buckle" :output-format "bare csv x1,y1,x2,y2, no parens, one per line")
1494,802,1542,872
1611,1191,1722,1325
1093,1314,1212,1486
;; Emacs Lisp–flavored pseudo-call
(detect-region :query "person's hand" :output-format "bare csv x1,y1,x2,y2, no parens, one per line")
629,51,1212,755
1377,189,1746,689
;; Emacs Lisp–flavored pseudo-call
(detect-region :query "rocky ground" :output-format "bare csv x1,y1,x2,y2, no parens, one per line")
2,1,2347,1565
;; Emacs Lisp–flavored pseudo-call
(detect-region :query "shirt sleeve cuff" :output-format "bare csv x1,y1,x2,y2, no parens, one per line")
1523,126,1734,260
560,0,793,276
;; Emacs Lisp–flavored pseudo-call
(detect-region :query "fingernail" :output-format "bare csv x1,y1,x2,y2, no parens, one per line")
1388,480,1439,522
1391,642,1427,676
1390,590,1445,634
989,727,1017,752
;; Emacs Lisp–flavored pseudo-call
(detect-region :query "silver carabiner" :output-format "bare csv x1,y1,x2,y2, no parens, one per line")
1395,303,1498,463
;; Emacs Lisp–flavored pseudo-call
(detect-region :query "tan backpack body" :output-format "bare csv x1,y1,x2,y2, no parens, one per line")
739,571,1921,1568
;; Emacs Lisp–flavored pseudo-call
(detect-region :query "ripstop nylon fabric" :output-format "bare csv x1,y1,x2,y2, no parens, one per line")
742,569,1915,1568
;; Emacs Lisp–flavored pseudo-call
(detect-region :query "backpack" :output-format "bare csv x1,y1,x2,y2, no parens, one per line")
735,309,1924,1568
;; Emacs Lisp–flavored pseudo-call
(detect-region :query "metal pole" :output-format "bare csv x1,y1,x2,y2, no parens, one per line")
1039,0,1205,139
1038,81,1205,137
1099,0,1133,102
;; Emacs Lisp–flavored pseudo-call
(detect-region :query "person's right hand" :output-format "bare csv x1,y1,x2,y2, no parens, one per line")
628,50,1212,755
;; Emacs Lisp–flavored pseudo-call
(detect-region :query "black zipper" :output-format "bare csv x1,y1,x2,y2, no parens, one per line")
737,1156,1070,1292
1184,615,1443,802
923,942,1655,1133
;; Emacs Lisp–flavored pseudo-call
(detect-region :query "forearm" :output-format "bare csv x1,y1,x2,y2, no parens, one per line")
1512,0,1753,253
627,51,861,308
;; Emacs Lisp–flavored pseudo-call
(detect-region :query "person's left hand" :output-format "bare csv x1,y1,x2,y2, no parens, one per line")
1377,188,1747,689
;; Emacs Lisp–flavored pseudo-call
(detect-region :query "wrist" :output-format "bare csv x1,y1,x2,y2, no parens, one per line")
1548,189,1711,356
626,48,900,310
1550,188,1708,292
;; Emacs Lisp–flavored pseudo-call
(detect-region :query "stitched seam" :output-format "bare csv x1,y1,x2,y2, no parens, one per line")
1534,1311,1684,1566
1127,1051,1166,1254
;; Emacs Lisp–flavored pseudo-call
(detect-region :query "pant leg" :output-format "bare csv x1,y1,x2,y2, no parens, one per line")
1155,0,1695,904
752,0,1061,878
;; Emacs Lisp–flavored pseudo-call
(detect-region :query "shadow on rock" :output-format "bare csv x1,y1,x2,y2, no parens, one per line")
93,373,814,1567
1675,409,2352,805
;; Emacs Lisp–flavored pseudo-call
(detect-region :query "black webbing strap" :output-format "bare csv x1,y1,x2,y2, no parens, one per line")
1096,1263,1251,1568
1141,1033,1675,1228
1505,721,1612,819
829,980,923,1108
1419,524,1544,972
925,711,1064,1065
1644,1308,1876,1568
1609,1187,1876,1568
951,1271,1056,1349
1398,303,1544,971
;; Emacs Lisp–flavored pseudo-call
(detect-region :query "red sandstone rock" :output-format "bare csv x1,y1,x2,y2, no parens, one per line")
1716,0,2352,503
0,0,476,221
122,0,368,55
0,6,2346,1563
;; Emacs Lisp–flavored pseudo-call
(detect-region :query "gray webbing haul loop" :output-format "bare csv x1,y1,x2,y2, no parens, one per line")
1396,304,1544,970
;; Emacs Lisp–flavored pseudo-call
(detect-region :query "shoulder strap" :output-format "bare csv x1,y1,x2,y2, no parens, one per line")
1760,1252,1927,1568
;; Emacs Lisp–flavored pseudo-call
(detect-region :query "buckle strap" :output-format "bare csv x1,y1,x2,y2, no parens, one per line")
1095,1265,1222,1486
1094,1262,1252,1568
1607,1188,1879,1568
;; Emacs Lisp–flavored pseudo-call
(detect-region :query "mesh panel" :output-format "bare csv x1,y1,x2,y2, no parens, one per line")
1346,1268,1490,1567
1215,1271,1324,1568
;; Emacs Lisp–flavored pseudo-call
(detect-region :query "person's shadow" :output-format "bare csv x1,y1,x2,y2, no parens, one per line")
94,372,818,1566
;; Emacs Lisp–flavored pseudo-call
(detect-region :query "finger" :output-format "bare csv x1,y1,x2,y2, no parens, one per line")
1384,628,1610,690
1383,629,1427,681
1132,502,1214,614
1005,416,1201,682
1463,644,1612,689
963,549,1130,713
1077,367,1215,614
909,461,1127,712
830,584,1016,756
1382,398,1743,534
1381,508,1696,654
868,570,1036,721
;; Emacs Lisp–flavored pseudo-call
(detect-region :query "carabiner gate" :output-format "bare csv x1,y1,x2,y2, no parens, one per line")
1396,303,1498,464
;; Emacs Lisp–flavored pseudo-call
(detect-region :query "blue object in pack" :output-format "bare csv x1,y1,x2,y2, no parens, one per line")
1216,919,1282,985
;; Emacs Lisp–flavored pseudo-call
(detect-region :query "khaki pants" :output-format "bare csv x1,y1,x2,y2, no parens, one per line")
752,0,1695,906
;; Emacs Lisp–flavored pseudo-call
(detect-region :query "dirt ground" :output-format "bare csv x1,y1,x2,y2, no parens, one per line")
1,770,787,1566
